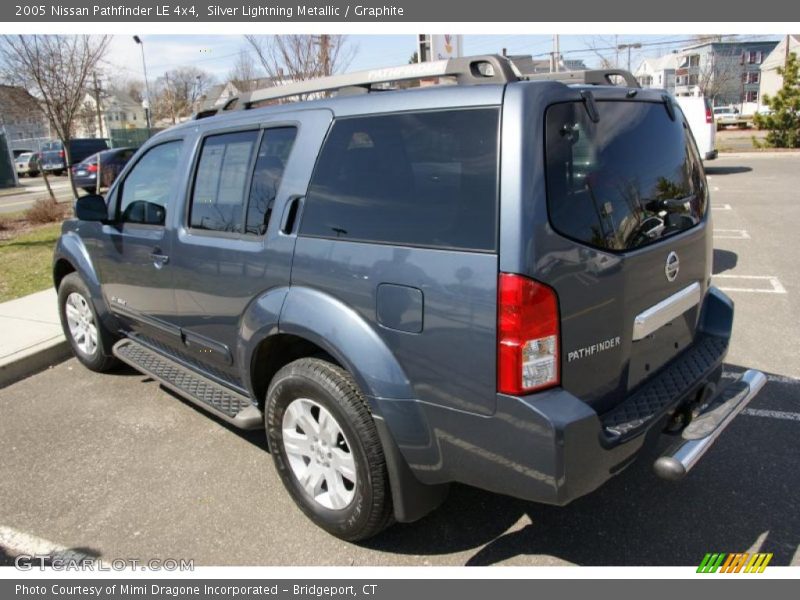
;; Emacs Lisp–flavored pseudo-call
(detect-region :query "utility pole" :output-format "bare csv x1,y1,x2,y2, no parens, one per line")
785,34,791,69
319,34,330,76
92,72,104,138
554,34,561,72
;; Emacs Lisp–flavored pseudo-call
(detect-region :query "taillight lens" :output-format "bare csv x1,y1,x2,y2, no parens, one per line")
87,164,98,173
498,273,560,395
58,150,65,158
705,107,713,124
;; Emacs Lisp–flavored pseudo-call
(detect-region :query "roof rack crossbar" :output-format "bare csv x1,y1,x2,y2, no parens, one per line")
525,69,640,88
194,55,521,119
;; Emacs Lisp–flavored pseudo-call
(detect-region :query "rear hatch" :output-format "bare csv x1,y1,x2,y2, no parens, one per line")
540,95,710,414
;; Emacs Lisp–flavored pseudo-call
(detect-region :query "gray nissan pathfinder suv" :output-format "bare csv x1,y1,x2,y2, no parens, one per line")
53,55,765,541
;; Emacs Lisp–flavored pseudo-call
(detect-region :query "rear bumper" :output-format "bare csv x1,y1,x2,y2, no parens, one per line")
378,287,753,508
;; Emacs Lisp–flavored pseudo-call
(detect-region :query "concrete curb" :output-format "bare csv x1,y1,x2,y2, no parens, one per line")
0,336,71,389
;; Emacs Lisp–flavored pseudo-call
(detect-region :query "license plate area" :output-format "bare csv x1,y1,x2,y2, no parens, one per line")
628,306,698,389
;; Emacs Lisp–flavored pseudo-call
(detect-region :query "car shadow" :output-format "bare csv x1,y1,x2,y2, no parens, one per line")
362,364,799,566
0,543,101,567
713,249,738,274
705,166,753,175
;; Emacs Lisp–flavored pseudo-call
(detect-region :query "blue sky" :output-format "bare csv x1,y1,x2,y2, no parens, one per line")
103,34,777,85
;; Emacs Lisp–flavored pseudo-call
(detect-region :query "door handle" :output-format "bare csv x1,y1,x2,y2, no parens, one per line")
150,249,169,268
280,195,304,235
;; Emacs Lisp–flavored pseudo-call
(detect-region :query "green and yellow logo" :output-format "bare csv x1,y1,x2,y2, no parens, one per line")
697,552,773,573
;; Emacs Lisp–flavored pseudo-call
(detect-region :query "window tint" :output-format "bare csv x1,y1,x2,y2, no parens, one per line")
119,140,183,226
245,127,297,235
300,109,499,251
190,130,259,233
545,101,707,252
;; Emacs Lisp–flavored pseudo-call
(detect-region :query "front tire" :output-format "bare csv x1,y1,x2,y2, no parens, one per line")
266,358,394,541
57,273,119,372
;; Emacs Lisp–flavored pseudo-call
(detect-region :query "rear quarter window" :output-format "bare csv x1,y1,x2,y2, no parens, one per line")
300,108,500,252
545,100,707,252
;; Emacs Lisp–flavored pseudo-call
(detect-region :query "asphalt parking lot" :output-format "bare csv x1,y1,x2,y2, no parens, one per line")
0,152,798,567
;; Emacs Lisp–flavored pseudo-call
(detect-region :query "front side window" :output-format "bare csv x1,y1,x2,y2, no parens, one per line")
300,108,499,252
190,130,259,233
118,140,183,226
545,100,707,252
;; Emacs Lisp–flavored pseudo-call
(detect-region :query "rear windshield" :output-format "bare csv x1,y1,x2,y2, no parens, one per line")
545,100,707,252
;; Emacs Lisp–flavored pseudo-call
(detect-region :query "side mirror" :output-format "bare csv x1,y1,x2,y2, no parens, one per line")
75,194,108,223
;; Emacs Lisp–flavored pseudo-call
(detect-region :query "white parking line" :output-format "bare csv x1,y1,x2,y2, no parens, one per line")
0,525,94,561
713,274,787,294
713,229,751,239
742,408,800,422
712,203,732,211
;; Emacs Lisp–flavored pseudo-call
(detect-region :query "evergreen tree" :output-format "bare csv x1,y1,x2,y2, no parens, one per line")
755,52,800,148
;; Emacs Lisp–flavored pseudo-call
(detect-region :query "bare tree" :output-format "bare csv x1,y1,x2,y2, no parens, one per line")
678,47,744,104
152,66,215,124
77,100,98,137
108,75,145,104
227,49,260,91
584,35,620,69
0,35,111,200
243,35,356,99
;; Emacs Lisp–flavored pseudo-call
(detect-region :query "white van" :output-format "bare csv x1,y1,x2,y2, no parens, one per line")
675,95,717,161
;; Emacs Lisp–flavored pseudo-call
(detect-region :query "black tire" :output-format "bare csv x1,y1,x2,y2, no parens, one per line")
57,273,119,372
266,358,394,541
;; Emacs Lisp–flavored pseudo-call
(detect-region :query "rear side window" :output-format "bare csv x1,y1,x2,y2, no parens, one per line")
300,108,499,252
190,130,259,233
245,127,297,235
545,100,707,252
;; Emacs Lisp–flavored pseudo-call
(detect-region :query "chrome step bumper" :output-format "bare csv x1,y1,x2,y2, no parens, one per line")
654,369,766,481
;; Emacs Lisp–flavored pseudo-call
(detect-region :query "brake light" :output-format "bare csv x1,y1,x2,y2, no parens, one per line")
87,164,98,173
497,273,560,395
705,106,713,124
58,150,64,158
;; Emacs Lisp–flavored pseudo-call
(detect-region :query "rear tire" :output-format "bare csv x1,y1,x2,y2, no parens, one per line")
266,358,394,541
57,273,119,372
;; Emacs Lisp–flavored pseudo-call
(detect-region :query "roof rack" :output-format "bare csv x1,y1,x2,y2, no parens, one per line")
195,55,520,119
525,69,641,88
193,55,639,120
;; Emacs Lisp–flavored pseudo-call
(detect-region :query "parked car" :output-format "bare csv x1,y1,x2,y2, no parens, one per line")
40,138,110,176
675,95,717,161
54,55,765,541
72,148,136,193
12,148,34,159
14,152,40,178
713,105,748,130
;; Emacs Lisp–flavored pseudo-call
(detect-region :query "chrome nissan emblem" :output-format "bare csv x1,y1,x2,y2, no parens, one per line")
665,251,680,282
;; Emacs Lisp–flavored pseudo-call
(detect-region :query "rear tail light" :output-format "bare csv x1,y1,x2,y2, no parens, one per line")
705,107,713,124
58,150,65,158
497,273,560,395
87,164,98,173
